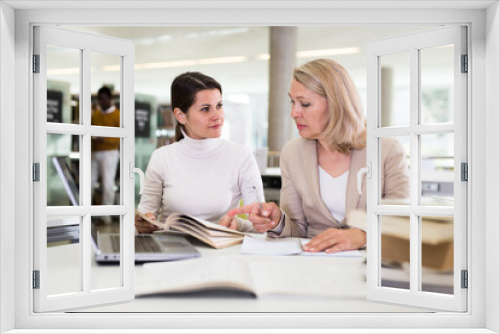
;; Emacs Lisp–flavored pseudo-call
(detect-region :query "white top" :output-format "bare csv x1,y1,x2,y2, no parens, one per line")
271,167,350,234
138,133,264,225
319,167,349,222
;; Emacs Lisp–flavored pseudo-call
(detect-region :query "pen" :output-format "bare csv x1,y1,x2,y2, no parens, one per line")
252,186,263,211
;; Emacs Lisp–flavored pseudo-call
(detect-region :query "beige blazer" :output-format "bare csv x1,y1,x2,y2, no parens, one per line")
268,137,410,238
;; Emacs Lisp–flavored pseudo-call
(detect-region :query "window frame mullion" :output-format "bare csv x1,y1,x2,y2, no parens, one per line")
81,46,92,295
409,46,420,294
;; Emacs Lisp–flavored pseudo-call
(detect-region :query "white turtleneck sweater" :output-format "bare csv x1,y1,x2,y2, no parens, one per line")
138,134,264,227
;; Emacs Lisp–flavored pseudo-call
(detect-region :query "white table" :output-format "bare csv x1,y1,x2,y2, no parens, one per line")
47,237,425,313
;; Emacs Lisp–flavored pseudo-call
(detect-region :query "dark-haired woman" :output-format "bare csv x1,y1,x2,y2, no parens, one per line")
135,72,264,233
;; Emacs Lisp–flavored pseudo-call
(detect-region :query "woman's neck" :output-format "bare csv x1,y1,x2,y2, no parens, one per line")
317,139,344,158
317,139,351,177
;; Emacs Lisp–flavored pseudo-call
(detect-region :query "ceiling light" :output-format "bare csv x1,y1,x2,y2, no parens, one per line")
256,47,360,61
134,34,172,45
103,64,120,71
104,56,247,71
197,56,247,65
47,67,95,75
185,28,249,39
297,47,360,58
135,60,198,70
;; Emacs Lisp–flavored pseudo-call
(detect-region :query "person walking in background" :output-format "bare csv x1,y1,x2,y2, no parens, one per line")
91,86,120,223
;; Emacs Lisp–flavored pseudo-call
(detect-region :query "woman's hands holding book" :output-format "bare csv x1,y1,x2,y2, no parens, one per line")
135,212,160,233
218,215,238,230
226,202,282,232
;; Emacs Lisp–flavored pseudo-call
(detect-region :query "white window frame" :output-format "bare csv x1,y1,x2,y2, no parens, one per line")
366,26,468,312
32,25,136,312
1,2,498,333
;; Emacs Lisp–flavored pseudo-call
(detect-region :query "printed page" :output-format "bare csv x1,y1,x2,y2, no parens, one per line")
240,236,302,255
135,257,255,296
240,236,363,257
168,213,246,236
169,223,243,249
249,260,366,298
135,209,168,230
177,218,242,238
299,240,363,257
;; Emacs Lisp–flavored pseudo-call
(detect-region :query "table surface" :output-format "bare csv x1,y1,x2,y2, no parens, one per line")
47,235,425,313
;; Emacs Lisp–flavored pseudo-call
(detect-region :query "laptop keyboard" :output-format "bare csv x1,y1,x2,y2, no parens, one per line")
109,235,162,253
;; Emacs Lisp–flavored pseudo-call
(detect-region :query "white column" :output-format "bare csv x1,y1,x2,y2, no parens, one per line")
267,26,297,154
381,67,393,127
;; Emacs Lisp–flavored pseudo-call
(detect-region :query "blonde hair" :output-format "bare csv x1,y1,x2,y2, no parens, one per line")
293,59,366,154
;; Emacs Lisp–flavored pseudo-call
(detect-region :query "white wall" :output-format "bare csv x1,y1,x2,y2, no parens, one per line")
485,2,500,333
3,4,497,332
0,2,16,333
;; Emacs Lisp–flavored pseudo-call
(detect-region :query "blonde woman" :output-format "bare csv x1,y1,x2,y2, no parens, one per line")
224,59,409,253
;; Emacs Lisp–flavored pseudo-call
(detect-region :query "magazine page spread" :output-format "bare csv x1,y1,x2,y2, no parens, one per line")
135,256,366,298
248,259,365,298
135,257,255,296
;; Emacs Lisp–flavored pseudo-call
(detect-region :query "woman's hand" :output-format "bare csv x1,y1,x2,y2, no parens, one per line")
135,212,160,233
227,202,282,233
303,228,366,253
218,215,238,230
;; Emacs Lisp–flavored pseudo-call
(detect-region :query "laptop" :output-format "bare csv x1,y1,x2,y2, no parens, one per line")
52,155,200,263
52,156,79,206
91,222,200,263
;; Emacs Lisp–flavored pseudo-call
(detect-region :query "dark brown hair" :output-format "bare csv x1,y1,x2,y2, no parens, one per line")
97,85,113,98
171,72,222,141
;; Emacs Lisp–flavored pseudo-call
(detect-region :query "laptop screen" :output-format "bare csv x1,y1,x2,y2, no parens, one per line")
52,156,79,206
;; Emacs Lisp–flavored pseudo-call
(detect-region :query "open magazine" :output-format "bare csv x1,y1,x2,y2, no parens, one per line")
135,256,365,298
136,210,247,249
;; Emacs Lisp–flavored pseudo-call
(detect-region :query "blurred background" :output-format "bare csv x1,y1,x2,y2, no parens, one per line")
45,25,458,296
45,24,457,206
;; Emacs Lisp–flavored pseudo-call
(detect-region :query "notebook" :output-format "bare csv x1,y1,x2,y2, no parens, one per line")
91,222,200,263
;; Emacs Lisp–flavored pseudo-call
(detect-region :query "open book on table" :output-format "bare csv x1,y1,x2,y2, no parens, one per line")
136,210,246,249
135,256,365,298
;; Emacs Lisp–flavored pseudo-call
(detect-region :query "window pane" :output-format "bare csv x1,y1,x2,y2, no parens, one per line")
420,45,454,124
421,133,454,206
47,134,80,206
91,137,121,206
91,216,122,290
91,51,121,128
47,44,81,124
380,136,410,206
420,216,454,295
47,216,81,295
380,51,410,127
380,215,410,290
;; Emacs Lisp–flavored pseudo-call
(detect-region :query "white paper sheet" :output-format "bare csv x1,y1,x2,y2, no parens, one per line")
240,236,362,257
